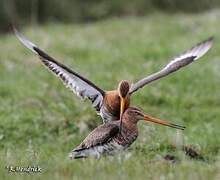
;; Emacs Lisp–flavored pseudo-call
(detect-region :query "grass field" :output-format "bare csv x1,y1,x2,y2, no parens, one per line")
0,10,220,180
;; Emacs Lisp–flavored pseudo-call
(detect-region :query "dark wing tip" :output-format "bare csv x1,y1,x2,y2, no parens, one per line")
206,36,214,42
197,36,214,45
202,36,214,47
13,27,38,55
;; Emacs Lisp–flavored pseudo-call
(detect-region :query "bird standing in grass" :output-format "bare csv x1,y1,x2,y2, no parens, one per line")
69,107,185,159
14,29,213,126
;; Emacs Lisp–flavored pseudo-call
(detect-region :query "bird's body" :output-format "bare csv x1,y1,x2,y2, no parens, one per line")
71,121,137,159
100,90,130,122
69,107,185,159
70,108,139,159
14,29,213,124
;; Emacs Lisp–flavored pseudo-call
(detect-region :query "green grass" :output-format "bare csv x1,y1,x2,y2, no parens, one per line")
1,10,220,180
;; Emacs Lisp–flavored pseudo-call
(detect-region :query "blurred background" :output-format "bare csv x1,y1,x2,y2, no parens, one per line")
1,0,220,33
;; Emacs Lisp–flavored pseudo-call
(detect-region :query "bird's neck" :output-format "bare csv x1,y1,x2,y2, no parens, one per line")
122,117,138,133
104,90,130,117
116,119,138,147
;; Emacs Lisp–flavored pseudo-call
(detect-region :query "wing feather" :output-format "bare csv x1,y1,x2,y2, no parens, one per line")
129,37,213,94
15,29,105,112
73,122,119,151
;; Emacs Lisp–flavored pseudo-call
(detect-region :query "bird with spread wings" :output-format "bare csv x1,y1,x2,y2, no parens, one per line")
14,28,213,124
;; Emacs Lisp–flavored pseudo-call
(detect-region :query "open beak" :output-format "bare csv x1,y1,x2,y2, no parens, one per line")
143,114,185,130
119,97,126,131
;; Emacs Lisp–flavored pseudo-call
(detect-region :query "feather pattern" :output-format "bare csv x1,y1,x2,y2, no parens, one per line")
73,122,120,151
14,29,105,112
129,37,213,94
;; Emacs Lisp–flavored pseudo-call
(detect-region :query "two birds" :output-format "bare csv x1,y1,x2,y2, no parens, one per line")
14,29,213,159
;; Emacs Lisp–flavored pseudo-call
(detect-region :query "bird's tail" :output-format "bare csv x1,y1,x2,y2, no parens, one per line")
69,150,87,160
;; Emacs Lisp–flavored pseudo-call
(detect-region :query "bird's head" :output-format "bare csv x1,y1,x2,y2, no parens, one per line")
123,107,144,123
118,80,130,124
123,107,185,130
118,80,130,98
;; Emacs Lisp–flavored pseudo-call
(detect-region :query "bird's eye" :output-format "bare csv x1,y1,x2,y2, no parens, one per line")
134,111,139,115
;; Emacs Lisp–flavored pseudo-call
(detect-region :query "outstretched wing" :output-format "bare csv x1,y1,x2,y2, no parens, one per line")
14,29,105,112
73,122,119,151
129,37,213,94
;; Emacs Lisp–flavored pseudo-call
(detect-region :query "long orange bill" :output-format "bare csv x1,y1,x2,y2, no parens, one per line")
119,97,126,132
143,114,185,130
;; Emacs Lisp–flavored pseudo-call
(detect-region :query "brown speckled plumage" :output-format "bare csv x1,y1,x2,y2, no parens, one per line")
69,107,143,159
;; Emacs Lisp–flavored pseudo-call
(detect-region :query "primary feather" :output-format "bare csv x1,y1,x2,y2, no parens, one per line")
129,37,213,94
14,28,105,112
